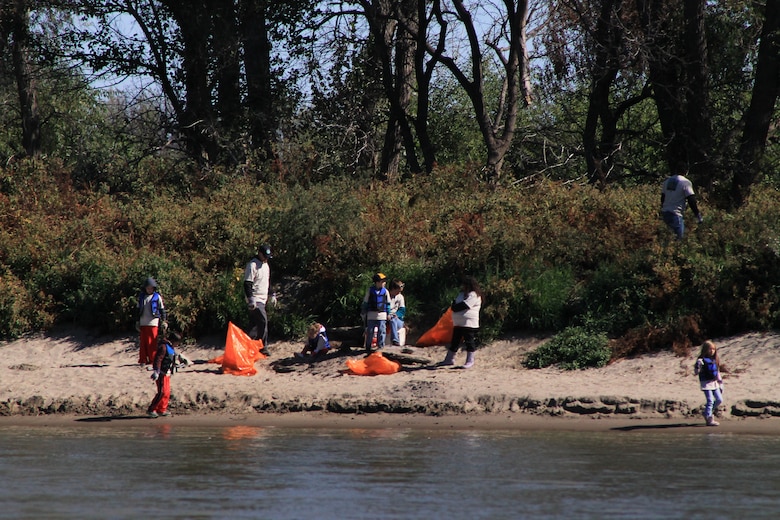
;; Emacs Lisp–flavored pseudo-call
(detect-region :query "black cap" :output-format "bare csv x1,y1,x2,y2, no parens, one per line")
259,244,273,259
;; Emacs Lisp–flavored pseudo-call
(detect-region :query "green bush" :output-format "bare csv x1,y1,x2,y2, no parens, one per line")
3,156,780,356
524,326,612,370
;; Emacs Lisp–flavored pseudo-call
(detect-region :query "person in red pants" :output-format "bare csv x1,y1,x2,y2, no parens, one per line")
147,331,181,418
137,277,167,365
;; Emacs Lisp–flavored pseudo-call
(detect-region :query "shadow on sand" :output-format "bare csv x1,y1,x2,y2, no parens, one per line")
611,422,703,431
75,415,158,423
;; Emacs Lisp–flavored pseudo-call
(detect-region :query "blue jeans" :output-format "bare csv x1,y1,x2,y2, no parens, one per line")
365,320,387,350
389,316,404,344
703,388,723,417
662,211,684,239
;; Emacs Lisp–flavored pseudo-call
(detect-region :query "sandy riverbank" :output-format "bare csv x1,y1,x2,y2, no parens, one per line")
2,328,780,431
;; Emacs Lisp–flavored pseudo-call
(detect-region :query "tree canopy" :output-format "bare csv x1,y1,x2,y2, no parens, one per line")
0,0,778,201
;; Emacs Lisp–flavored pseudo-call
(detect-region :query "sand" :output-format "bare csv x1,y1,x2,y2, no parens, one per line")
1,328,780,432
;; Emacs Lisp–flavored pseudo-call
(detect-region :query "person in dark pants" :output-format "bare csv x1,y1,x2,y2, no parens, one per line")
438,276,483,369
243,244,272,355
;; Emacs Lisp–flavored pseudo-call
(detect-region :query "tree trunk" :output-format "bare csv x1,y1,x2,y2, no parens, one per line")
731,0,780,206
211,0,242,147
9,0,40,157
413,0,437,175
584,0,621,186
363,0,422,179
431,0,529,180
636,0,688,172
241,0,275,160
683,0,715,189
163,0,218,163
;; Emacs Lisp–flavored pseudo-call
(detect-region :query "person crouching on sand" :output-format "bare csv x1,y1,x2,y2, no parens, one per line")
295,323,331,359
694,340,723,426
147,331,181,418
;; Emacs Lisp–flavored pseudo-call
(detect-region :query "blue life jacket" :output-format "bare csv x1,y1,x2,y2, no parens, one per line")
139,291,161,318
698,357,719,382
159,342,176,375
368,287,389,312
308,331,331,351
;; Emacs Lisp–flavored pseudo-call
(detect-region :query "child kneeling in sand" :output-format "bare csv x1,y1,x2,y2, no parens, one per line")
147,331,181,418
295,323,331,359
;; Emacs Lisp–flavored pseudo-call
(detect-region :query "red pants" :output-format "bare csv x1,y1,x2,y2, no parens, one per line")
148,375,171,414
139,326,159,364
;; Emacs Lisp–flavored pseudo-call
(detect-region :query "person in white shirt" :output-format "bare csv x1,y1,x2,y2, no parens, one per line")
137,277,167,365
438,276,483,369
243,244,272,354
388,280,406,346
661,170,702,239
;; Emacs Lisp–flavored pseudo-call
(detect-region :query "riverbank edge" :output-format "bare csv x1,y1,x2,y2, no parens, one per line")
2,393,780,434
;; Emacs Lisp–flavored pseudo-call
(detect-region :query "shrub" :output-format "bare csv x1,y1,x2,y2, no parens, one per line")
524,326,611,370
0,270,54,338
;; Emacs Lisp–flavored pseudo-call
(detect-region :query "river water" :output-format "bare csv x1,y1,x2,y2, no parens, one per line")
1,421,779,519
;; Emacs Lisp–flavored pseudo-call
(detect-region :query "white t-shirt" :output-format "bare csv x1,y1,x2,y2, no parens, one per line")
390,293,405,319
661,175,695,217
139,292,164,327
452,291,481,328
243,258,269,305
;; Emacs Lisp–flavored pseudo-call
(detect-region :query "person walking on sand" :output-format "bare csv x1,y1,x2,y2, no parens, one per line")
661,168,703,239
361,273,391,352
438,276,483,369
244,243,272,355
147,331,181,418
694,340,723,426
137,277,167,365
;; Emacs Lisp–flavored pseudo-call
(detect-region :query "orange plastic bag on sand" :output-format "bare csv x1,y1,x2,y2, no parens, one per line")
346,352,401,376
415,308,453,347
208,322,267,376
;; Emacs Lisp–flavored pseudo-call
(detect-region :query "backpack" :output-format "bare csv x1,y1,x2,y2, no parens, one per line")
159,342,177,375
367,287,388,312
699,357,718,381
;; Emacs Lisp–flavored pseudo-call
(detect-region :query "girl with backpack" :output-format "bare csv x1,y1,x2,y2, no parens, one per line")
694,340,723,426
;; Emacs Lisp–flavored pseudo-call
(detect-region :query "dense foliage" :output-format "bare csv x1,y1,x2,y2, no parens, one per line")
2,158,779,365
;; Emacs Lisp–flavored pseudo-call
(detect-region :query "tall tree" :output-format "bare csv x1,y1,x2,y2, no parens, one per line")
428,0,532,179
241,0,274,160
75,0,313,166
1,0,41,156
683,0,715,187
731,0,780,206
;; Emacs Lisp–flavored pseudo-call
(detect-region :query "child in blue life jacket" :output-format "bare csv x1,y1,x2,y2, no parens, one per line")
694,340,723,426
137,277,167,365
295,323,331,359
361,273,391,352
147,331,181,418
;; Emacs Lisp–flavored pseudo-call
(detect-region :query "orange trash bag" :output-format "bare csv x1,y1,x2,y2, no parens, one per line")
346,352,401,376
208,322,267,376
415,308,453,347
